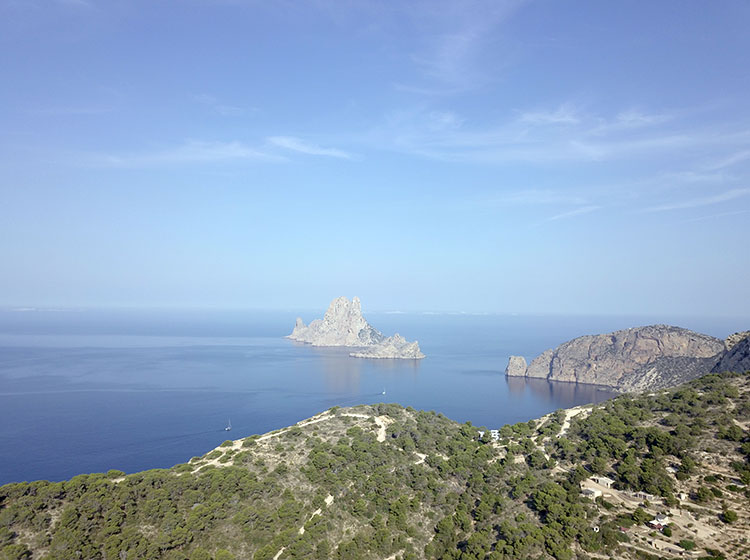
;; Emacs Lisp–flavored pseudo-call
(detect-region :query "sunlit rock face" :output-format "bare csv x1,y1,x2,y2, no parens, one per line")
714,333,750,374
506,325,726,392
350,334,425,359
288,297,424,359
505,355,528,376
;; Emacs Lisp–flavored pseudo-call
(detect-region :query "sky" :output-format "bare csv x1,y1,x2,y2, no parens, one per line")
1,0,749,316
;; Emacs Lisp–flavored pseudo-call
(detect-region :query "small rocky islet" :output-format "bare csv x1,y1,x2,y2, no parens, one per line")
287,296,425,359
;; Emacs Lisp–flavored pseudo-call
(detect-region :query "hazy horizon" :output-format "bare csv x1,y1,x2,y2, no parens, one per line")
2,1,749,317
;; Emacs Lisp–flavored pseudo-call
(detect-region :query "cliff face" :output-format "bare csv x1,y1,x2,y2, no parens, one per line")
714,334,750,374
507,325,727,392
288,296,425,359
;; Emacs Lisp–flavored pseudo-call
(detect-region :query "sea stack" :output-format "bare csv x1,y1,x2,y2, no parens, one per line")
505,355,528,377
288,297,425,359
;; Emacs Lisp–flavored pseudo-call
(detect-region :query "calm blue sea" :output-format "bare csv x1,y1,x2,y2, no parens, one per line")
0,309,745,485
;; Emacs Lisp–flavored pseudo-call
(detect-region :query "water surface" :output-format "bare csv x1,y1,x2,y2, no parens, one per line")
1,309,743,484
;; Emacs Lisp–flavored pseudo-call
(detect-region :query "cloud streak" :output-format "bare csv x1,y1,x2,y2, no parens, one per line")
544,205,600,222
86,140,282,167
267,136,352,159
643,188,750,212
368,104,750,167
192,94,253,117
397,0,524,94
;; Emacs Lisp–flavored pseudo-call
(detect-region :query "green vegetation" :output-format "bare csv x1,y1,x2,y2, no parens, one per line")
1,370,748,559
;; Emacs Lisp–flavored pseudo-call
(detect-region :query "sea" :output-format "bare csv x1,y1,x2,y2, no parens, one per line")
0,309,745,485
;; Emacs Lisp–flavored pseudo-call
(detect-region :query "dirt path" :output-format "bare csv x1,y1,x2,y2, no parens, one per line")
195,410,393,472
273,494,334,559
558,406,588,437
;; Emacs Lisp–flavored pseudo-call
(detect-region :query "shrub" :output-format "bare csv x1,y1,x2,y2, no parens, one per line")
679,539,696,551
720,510,738,523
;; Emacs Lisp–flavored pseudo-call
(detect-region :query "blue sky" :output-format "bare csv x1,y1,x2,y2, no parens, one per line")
1,0,749,316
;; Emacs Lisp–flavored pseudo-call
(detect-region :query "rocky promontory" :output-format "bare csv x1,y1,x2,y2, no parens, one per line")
288,296,425,359
505,325,736,392
714,332,750,374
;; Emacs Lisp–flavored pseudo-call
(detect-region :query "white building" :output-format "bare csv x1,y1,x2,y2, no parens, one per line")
581,488,602,499
591,476,615,488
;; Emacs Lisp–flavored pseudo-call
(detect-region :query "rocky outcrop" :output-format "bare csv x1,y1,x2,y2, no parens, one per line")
506,325,728,392
724,331,750,351
505,355,528,377
350,334,425,359
714,335,750,374
288,297,385,347
288,297,424,359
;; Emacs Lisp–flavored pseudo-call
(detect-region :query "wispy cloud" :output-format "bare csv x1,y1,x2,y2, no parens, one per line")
518,104,580,125
643,188,750,212
267,136,353,159
592,109,673,133
678,209,749,223
367,104,750,167
29,105,113,116
192,94,254,117
86,140,281,167
489,189,588,206
543,205,600,222
397,1,524,94
704,149,750,171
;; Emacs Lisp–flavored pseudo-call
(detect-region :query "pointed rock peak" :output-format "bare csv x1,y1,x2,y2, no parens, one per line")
323,296,363,321
287,297,424,359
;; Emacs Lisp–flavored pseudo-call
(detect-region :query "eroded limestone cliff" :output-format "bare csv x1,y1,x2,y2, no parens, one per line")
506,325,728,392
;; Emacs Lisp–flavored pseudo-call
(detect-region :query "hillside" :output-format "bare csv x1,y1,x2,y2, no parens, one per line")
1,371,749,560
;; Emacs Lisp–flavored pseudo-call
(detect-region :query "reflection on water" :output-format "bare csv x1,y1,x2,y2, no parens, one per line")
312,347,362,393
506,376,617,408
304,345,422,394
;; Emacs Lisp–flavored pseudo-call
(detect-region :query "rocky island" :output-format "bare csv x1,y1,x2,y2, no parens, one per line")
506,324,749,392
288,296,425,359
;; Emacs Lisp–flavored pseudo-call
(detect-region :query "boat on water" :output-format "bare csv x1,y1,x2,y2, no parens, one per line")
225,418,232,431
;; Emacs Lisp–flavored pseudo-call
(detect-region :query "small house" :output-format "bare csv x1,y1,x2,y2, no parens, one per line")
591,476,614,488
581,488,602,499
648,514,669,529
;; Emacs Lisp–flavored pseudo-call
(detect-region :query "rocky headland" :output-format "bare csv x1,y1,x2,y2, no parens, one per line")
506,324,748,392
288,296,425,359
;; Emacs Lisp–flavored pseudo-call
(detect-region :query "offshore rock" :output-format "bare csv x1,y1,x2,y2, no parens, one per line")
288,296,385,347
350,334,425,359
505,355,528,376
506,325,725,392
288,297,424,359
